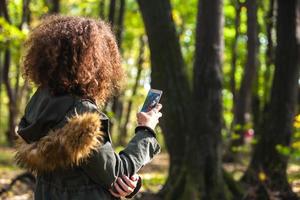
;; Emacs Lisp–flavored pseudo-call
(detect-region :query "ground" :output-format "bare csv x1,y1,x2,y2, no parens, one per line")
0,147,299,200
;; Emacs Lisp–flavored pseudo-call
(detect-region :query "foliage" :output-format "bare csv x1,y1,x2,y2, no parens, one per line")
0,18,26,50
0,0,300,198
0,0,283,146
276,115,300,159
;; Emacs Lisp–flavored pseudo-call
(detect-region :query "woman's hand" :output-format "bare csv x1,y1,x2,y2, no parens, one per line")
109,174,139,198
137,104,163,130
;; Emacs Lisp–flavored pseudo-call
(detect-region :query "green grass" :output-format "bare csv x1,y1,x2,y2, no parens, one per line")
140,173,166,192
288,159,300,183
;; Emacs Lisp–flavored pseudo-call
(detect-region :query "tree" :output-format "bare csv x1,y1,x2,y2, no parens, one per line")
229,0,242,103
99,0,106,18
137,0,192,198
138,0,232,199
263,0,275,104
0,0,31,145
1,0,17,145
119,36,146,145
184,0,229,199
107,0,126,138
108,0,116,25
47,0,60,14
232,0,259,148
242,0,300,199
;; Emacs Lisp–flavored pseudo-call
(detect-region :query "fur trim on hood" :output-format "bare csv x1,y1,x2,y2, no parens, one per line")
15,112,104,172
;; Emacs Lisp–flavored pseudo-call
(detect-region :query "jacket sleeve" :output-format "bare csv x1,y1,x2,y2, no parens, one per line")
81,127,160,189
73,99,160,192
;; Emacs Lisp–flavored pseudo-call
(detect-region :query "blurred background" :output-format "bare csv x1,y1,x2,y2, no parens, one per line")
0,0,299,199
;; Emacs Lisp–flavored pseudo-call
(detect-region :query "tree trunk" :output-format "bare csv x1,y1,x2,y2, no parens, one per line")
229,0,242,103
107,0,125,137
48,0,60,13
0,52,2,130
242,0,300,199
3,48,17,145
263,0,275,104
251,72,261,136
116,0,125,48
108,0,116,26
232,0,259,147
1,0,16,145
19,0,30,29
180,0,230,199
223,0,243,162
298,86,300,111
137,0,192,198
0,0,10,23
1,0,32,146
99,0,106,19
119,36,145,146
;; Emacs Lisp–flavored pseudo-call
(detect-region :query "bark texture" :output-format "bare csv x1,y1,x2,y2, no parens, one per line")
137,0,192,198
183,0,230,199
243,1,300,199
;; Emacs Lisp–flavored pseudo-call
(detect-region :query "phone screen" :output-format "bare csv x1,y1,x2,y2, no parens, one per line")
141,89,163,112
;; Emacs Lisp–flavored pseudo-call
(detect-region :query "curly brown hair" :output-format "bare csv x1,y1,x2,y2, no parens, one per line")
23,15,124,106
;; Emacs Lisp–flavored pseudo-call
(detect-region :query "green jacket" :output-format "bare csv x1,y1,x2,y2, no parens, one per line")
15,88,161,200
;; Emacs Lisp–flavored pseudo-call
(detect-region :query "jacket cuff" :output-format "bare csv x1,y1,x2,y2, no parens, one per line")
125,176,142,198
135,126,156,137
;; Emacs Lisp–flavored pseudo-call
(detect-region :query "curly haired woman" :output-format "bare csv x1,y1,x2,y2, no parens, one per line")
15,15,162,200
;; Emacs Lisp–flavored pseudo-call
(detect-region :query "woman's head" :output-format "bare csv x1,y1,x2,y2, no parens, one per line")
23,15,124,106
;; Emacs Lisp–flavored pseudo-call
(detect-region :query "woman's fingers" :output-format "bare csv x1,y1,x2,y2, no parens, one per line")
137,112,147,119
109,175,138,197
157,112,162,118
109,189,121,198
122,175,137,188
117,177,134,193
149,104,162,117
113,181,128,196
131,174,139,181
136,103,163,129
110,175,139,197
153,103,162,112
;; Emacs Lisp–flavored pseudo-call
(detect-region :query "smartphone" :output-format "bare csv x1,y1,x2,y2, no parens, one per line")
141,89,163,112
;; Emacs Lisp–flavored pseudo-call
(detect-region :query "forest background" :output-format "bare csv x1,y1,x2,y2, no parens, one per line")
0,0,300,199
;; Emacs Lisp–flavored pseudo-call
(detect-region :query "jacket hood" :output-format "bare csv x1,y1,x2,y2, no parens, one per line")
17,87,78,143
15,112,104,172
15,88,105,172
